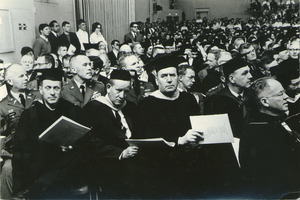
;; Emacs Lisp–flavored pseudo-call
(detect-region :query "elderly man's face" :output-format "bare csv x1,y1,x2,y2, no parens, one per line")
123,55,143,77
231,66,253,88
288,42,300,59
73,55,93,80
107,80,131,108
260,79,289,114
156,67,178,96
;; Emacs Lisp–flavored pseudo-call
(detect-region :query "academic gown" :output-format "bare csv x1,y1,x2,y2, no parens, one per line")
134,91,241,198
79,98,137,197
12,99,88,198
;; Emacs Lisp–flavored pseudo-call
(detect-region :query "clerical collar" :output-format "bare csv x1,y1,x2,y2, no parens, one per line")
228,87,243,98
40,34,48,42
73,78,86,91
94,94,126,111
150,89,180,100
10,90,25,103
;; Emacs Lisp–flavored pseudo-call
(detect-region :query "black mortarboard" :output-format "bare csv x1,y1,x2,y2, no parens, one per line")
83,43,99,51
150,54,180,72
110,69,131,81
39,68,64,82
88,56,103,70
273,45,286,54
223,57,249,78
21,46,34,56
276,70,299,89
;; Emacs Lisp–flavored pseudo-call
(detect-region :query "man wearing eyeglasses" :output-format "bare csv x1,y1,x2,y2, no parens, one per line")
124,22,144,44
108,40,120,67
239,77,300,198
62,54,105,108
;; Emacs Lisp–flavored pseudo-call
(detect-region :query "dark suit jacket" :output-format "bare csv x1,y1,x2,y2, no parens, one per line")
124,32,144,44
57,32,81,54
61,79,105,108
107,51,118,67
48,32,59,53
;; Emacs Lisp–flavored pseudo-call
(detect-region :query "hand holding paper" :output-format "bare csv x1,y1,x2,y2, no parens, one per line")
121,146,139,159
178,129,203,146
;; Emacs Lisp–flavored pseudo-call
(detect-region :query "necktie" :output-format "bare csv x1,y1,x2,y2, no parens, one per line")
19,94,26,107
114,110,126,134
80,85,85,98
237,94,243,102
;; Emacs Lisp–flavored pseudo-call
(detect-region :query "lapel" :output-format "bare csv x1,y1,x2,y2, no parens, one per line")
84,82,94,106
70,79,84,103
7,94,24,109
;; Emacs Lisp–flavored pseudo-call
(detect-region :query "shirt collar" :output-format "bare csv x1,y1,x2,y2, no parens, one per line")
228,87,243,98
40,34,48,42
51,31,57,37
73,79,86,90
10,91,25,103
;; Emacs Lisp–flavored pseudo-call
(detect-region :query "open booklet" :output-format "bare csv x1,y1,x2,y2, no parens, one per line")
126,138,176,148
39,116,91,146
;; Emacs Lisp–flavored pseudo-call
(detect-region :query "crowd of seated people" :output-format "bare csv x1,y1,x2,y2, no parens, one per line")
0,12,299,199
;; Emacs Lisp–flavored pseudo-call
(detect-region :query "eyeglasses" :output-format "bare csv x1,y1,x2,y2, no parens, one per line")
263,90,286,99
133,25,138,28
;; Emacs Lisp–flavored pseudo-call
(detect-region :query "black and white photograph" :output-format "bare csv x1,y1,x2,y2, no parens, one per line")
0,0,299,199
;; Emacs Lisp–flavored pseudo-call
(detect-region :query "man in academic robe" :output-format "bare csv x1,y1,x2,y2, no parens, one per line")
12,69,88,199
62,54,105,108
239,77,300,198
79,70,138,197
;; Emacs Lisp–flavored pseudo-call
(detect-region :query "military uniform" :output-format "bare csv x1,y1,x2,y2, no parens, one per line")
0,90,41,199
62,79,105,108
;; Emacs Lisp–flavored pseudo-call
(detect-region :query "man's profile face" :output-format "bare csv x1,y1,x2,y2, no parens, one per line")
180,68,195,89
231,66,253,88
40,80,62,106
278,50,289,61
261,79,289,114
156,67,178,96
52,22,60,33
63,24,71,33
134,44,144,55
73,55,93,80
8,67,28,90
131,24,138,33
107,80,131,108
78,22,86,31
41,26,50,37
